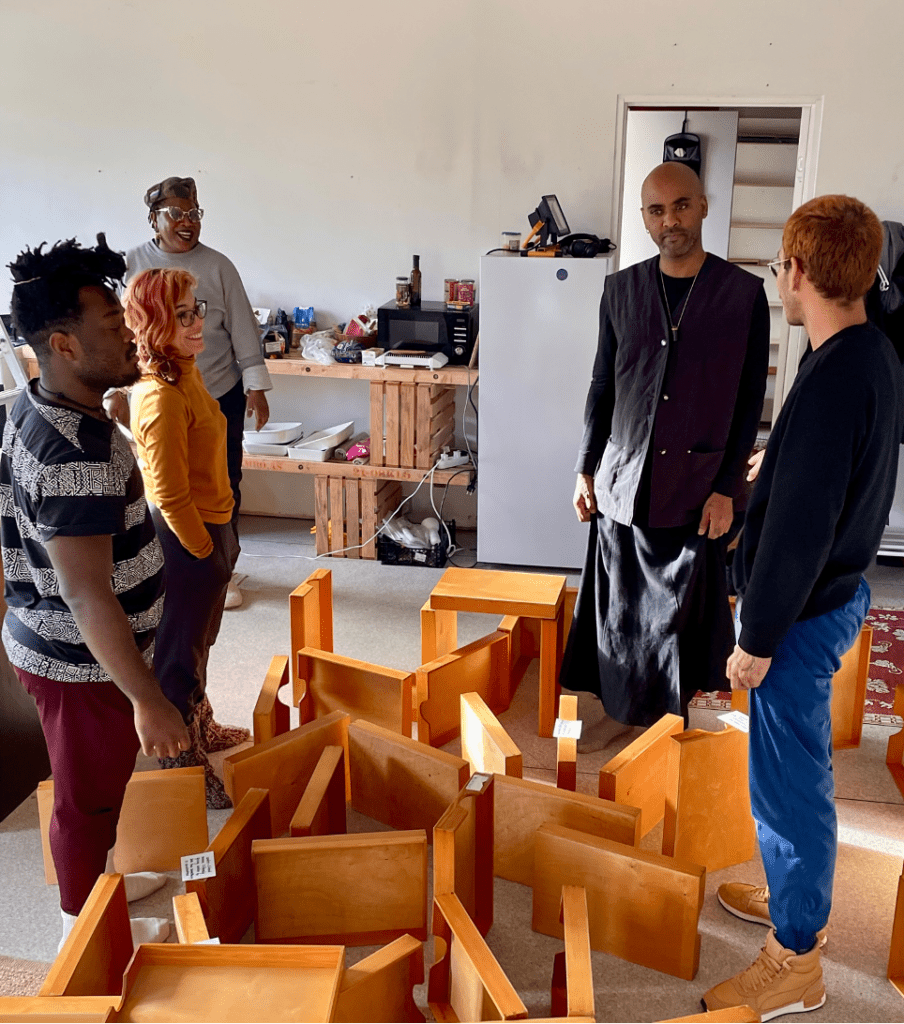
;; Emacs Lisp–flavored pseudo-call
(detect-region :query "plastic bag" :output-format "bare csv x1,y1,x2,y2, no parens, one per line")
302,329,337,364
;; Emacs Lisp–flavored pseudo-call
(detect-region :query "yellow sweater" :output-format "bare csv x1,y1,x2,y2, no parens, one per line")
130,358,234,559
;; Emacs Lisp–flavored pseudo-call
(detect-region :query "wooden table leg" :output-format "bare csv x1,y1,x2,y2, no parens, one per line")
539,611,562,739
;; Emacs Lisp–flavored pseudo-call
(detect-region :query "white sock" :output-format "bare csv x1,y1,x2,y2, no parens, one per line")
130,917,171,947
58,908,78,953
104,849,167,902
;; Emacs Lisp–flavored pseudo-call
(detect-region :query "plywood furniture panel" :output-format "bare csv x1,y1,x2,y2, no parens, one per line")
38,768,208,884
110,943,345,1023
289,568,334,666
598,713,684,837
417,631,511,747
657,1009,758,1022
252,831,428,945
428,893,528,1022
420,600,457,664
223,711,349,837
0,996,116,1021
185,787,270,944
460,692,522,778
173,892,210,944
296,647,414,738
427,567,567,737
290,744,347,837
532,823,705,980
333,934,426,1023
497,614,540,697
494,774,641,887
434,773,494,937
252,655,291,745
348,719,469,837
556,695,578,792
549,886,594,1020
889,682,904,803
662,726,756,872
890,860,904,998
40,874,132,998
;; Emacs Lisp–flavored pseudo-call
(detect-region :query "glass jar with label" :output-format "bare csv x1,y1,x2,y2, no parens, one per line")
395,276,411,308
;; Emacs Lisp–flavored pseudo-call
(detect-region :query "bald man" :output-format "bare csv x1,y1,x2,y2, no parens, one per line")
561,162,771,749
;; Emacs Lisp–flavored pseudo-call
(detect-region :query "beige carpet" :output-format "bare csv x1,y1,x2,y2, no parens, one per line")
0,954,48,997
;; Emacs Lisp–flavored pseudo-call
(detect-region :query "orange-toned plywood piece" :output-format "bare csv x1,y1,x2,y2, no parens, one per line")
416,631,511,747
657,1009,758,1022
427,566,567,738
253,654,291,745
40,874,132,998
223,710,349,836
889,683,904,803
598,713,684,838
434,773,494,937
348,719,469,837
732,624,872,751
460,692,522,778
109,943,345,1023
532,823,705,980
173,892,210,945
890,859,904,998
549,885,594,1020
494,774,640,887
662,725,756,873
290,744,346,837
421,600,458,665
37,768,207,885
0,996,116,1021
333,934,426,1024
428,892,528,1022
253,831,428,945
289,569,334,689
296,646,414,738
185,787,270,944
556,695,578,791
497,614,540,697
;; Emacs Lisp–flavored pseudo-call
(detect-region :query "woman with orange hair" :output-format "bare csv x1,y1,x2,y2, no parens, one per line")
123,267,242,808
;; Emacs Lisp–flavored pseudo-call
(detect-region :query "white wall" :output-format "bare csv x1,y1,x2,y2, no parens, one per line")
3,0,903,520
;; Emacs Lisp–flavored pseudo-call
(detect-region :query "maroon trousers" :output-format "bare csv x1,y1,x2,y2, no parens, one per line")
16,667,139,915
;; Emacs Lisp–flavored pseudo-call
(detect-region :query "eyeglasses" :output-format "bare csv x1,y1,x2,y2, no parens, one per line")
767,257,793,277
177,301,207,327
156,206,204,224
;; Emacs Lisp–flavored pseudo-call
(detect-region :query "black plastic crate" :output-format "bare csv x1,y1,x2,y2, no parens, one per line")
377,520,456,567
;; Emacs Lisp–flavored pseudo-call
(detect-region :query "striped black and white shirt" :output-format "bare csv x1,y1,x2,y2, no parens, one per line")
0,384,164,682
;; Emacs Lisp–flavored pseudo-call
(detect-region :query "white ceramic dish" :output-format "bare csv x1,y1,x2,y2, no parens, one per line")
286,421,354,461
243,441,289,457
243,421,304,445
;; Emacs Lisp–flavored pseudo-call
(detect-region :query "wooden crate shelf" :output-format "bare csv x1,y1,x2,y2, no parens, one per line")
313,476,402,559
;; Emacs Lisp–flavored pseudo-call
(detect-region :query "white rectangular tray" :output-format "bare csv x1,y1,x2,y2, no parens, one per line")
243,441,289,457
243,421,304,445
287,422,354,462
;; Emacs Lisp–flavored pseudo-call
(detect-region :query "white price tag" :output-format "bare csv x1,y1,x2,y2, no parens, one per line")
195,937,221,945
553,718,583,740
718,710,750,733
181,851,217,882
466,772,492,792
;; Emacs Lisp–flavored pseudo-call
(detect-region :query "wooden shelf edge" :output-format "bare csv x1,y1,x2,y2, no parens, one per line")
265,354,478,385
242,455,474,484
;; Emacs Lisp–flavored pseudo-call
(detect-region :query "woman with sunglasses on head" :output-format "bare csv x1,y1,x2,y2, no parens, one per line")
123,267,240,808
125,177,271,615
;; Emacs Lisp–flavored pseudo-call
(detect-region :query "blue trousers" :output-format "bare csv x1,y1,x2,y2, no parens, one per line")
744,578,869,953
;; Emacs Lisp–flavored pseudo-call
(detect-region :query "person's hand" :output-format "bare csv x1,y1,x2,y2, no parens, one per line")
726,644,771,690
698,492,733,538
747,448,766,483
246,389,270,431
103,390,130,430
133,694,190,759
573,473,597,523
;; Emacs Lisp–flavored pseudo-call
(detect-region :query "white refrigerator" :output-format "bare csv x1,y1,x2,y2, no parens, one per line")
477,253,610,568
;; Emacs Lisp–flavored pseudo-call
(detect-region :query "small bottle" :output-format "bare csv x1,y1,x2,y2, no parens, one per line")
395,276,411,308
410,255,422,308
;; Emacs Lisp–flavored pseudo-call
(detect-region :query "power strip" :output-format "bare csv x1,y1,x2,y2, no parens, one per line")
436,451,469,470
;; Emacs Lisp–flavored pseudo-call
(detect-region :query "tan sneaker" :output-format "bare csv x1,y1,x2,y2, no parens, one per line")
718,882,828,947
702,929,825,1022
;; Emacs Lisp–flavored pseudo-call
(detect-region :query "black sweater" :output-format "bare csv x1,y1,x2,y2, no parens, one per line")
734,321,904,657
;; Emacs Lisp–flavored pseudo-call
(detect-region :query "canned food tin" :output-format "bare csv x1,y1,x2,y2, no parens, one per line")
444,278,457,303
457,279,475,305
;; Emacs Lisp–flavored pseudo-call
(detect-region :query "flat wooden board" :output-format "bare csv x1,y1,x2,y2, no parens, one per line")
416,631,511,747
0,997,116,1022
253,832,428,945
40,874,132,998
429,567,565,619
889,865,904,997
662,726,756,872
420,602,458,665
598,713,684,837
223,711,350,837
252,655,290,745
460,692,522,778
296,647,414,738
186,787,270,944
290,745,347,837
333,934,426,1023
532,823,705,980
556,695,578,791
173,892,210,944
38,768,208,883
348,719,469,838
494,773,640,887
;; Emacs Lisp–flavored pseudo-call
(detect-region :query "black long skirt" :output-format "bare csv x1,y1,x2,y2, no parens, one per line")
560,513,734,727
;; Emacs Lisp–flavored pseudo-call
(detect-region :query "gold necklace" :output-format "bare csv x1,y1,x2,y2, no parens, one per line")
659,262,703,341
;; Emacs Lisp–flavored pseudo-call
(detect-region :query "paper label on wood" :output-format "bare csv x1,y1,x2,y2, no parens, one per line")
718,711,749,732
553,718,583,739
466,772,492,792
181,851,216,881
194,937,221,945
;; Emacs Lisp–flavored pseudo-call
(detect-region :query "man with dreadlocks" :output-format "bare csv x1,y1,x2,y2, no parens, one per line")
2,235,188,950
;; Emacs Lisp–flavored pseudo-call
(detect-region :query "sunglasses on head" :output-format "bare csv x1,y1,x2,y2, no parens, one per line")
156,206,204,224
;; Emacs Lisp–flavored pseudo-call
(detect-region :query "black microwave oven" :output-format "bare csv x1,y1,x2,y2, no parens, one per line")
376,300,478,365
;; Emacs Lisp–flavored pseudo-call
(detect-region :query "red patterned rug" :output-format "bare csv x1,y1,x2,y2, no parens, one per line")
689,606,904,726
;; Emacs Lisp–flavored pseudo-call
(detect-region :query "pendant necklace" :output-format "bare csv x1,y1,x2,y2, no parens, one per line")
660,261,703,341
36,382,105,417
